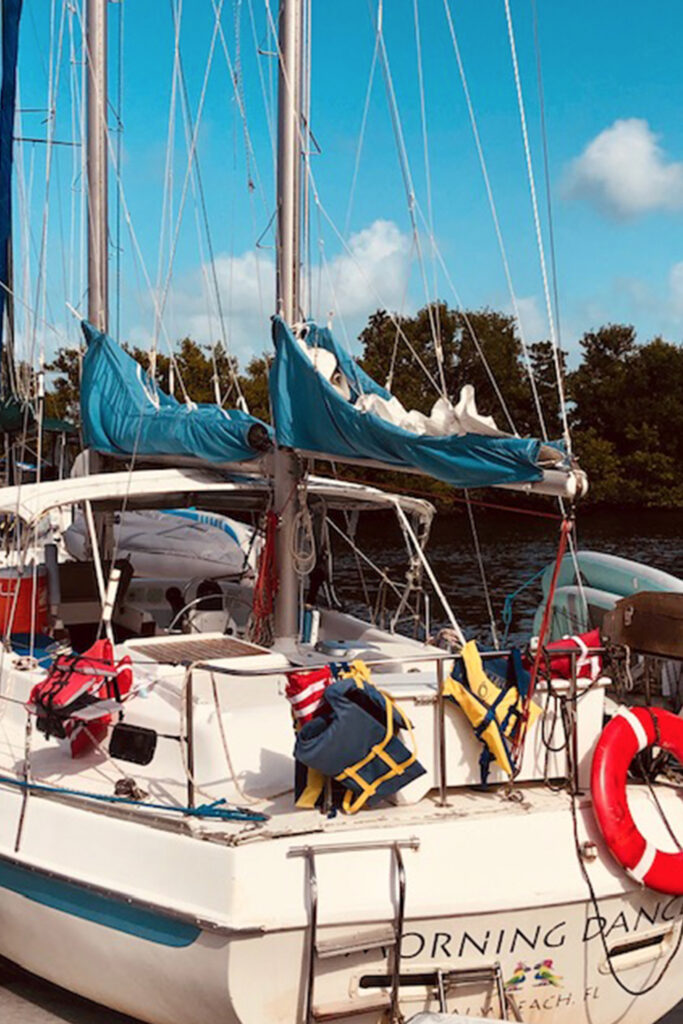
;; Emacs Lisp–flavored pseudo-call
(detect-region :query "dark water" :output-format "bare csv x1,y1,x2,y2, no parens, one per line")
333,507,682,647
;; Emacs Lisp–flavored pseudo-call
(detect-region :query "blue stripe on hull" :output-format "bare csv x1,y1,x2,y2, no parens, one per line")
0,857,200,947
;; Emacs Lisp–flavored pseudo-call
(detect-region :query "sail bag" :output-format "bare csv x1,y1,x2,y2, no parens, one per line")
270,316,565,489
80,321,272,463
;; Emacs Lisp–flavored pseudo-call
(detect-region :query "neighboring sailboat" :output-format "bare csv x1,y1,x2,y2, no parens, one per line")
0,4,680,1024
63,506,260,581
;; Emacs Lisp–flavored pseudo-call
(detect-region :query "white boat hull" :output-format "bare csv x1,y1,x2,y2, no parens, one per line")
0,786,681,1024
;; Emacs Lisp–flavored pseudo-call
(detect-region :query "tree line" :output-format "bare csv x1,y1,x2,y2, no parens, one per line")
45,304,683,508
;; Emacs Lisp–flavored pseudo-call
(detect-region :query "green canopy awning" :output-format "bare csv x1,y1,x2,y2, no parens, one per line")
0,397,76,435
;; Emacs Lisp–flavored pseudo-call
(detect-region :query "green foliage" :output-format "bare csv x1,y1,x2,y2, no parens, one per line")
45,347,82,423
237,356,271,423
46,337,257,419
567,328,683,507
568,324,637,442
527,340,567,439
570,428,623,505
43,307,683,507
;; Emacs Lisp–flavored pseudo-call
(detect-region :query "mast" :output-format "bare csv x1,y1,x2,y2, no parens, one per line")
273,0,304,639
86,0,108,332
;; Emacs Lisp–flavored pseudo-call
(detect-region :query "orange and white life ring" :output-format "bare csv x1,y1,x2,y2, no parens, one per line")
591,706,683,895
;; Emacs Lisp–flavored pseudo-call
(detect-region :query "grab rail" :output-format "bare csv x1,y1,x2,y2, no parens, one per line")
183,645,607,808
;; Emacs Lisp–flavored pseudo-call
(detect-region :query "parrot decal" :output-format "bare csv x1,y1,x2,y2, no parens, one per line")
533,959,563,987
505,962,531,991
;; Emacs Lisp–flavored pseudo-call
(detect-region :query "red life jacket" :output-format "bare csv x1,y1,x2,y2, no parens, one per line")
285,666,333,725
525,627,603,682
28,638,133,758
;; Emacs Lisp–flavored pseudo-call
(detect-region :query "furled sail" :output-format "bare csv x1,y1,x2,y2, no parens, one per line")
270,316,568,490
80,321,272,463
0,0,23,365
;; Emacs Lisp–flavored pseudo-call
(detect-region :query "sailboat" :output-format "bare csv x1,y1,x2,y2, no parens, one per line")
0,3,681,1024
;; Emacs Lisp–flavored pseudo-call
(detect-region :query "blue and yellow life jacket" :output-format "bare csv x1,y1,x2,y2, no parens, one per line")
444,641,541,785
294,660,425,813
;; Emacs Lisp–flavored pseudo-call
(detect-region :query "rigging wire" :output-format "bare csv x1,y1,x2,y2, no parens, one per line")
393,499,466,647
115,0,124,343
341,3,380,241
528,0,588,616
312,197,443,397
232,0,255,197
66,1,84,363
530,0,563,356
385,235,417,393
31,0,67,371
413,202,518,435
412,0,441,345
77,0,87,361
72,3,199,407
154,0,225,353
301,0,313,317
245,0,275,167
154,0,181,379
503,0,571,452
464,491,499,649
441,0,548,441
372,0,446,397
156,0,270,406
317,248,359,368
171,0,247,407
325,515,404,604
14,112,38,399
9,82,27,401
263,0,439,402
244,0,275,328
210,0,270,217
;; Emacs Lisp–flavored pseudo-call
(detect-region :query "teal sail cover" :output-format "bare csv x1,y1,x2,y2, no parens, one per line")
80,321,271,462
270,316,557,489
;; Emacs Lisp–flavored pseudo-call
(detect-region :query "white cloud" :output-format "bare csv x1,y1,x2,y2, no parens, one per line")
564,118,683,218
129,219,412,363
321,219,412,319
129,249,275,362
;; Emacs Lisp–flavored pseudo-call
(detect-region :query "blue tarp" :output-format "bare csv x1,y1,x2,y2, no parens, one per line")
80,321,272,463
270,316,554,489
0,0,23,369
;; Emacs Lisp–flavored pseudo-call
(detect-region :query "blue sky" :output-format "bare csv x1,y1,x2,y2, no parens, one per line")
13,0,683,370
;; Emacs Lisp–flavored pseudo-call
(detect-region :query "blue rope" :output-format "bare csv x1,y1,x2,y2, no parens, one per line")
0,774,269,823
501,566,547,647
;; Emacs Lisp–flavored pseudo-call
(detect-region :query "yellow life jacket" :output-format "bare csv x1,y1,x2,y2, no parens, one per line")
444,641,541,782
